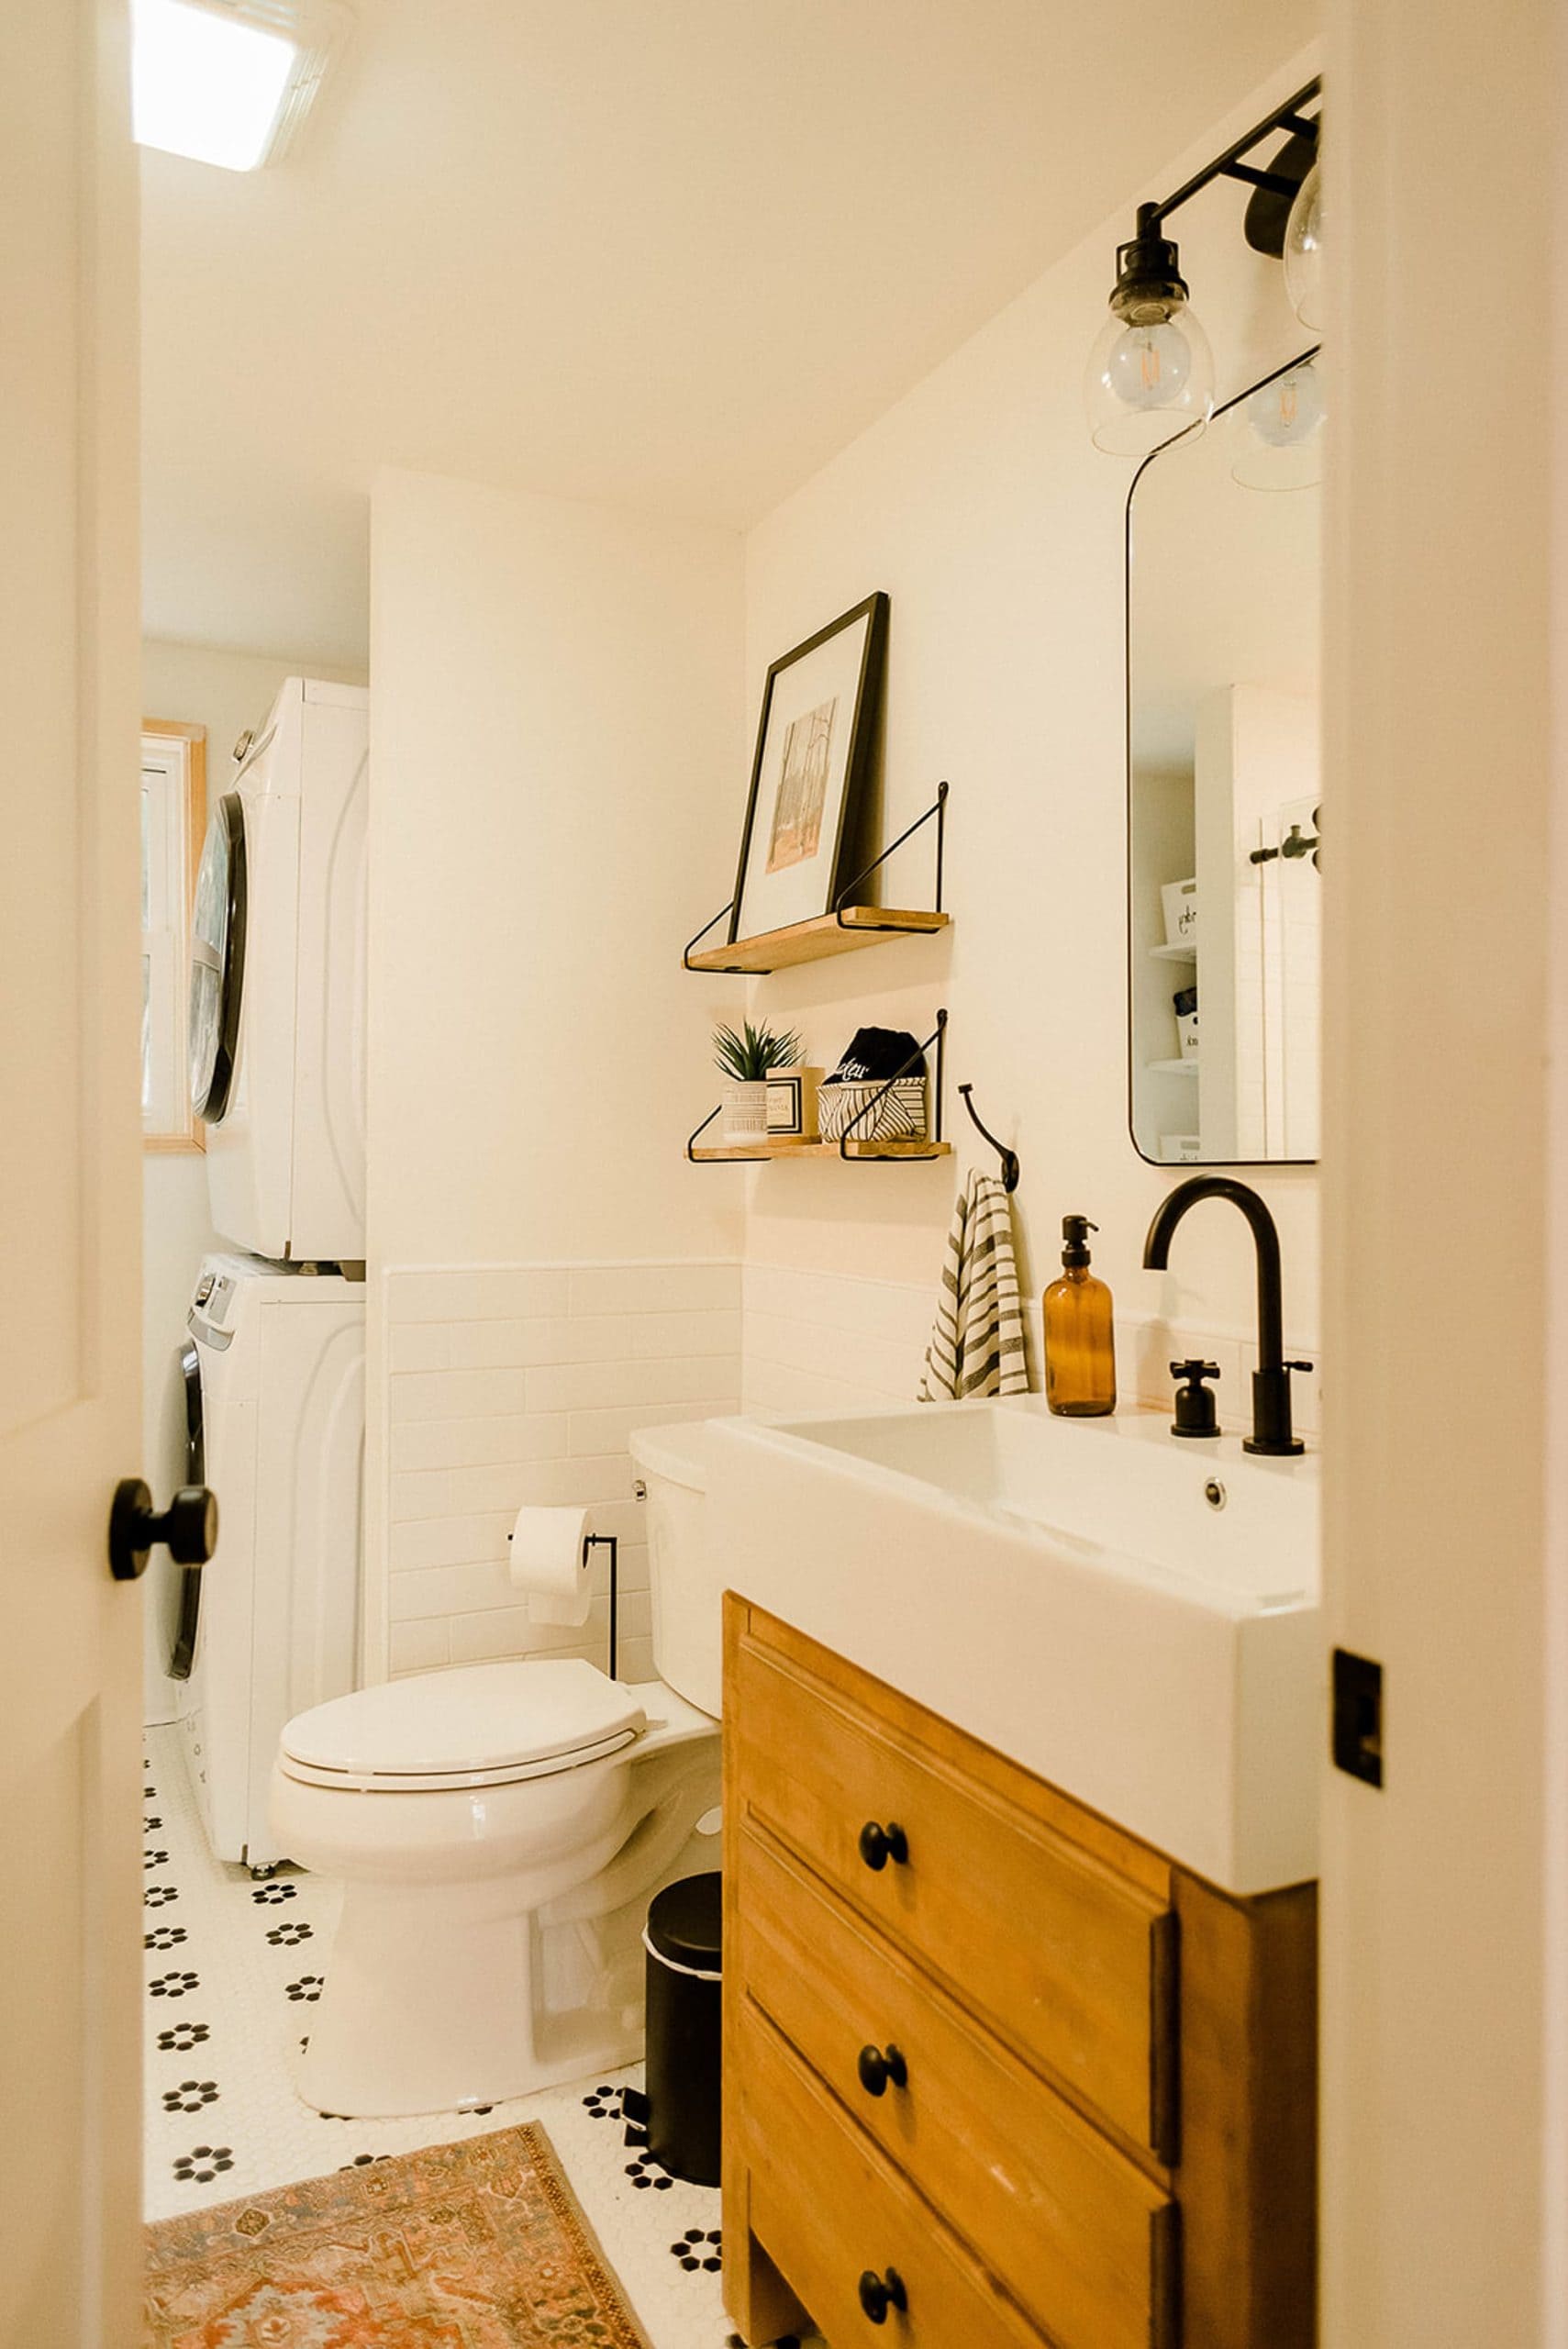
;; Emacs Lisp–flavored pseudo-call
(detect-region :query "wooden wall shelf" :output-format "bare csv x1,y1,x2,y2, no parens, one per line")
684,782,951,974
689,1135,952,1163
684,906,950,975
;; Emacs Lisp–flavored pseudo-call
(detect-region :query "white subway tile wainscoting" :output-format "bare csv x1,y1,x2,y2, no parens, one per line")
379,1261,742,1683
740,1260,1321,1438
371,1252,1318,1686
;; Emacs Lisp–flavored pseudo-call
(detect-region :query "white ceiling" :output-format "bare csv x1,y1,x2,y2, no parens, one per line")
140,0,1314,668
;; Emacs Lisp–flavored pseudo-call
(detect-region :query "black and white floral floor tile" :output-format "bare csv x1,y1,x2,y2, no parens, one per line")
140,1722,823,2349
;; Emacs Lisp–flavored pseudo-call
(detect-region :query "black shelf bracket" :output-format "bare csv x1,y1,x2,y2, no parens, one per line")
683,899,745,973
831,780,949,923
838,1008,948,1163
685,1102,727,1162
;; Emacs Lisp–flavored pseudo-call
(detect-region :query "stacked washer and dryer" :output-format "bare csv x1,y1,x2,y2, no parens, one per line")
175,678,369,1870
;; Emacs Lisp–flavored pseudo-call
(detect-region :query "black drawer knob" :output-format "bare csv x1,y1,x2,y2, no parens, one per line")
858,1820,908,1872
857,2043,907,2098
858,2267,907,2324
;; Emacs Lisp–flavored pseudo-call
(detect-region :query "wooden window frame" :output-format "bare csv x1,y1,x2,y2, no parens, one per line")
141,718,207,1152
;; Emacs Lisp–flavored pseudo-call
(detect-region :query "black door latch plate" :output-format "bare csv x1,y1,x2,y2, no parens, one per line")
1332,1647,1384,1787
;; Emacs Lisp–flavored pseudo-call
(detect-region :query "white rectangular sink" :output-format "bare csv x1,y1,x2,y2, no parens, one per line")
706,1397,1320,1895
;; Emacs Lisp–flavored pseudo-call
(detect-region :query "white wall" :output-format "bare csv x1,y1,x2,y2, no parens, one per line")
138,638,365,1722
365,471,747,1678
358,70,1330,1678
736,56,1322,1378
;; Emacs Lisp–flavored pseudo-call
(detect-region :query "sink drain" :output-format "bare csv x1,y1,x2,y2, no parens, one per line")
1203,1478,1228,1511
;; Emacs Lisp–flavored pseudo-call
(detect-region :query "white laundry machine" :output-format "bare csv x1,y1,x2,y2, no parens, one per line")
190,676,368,1263
177,1252,364,1869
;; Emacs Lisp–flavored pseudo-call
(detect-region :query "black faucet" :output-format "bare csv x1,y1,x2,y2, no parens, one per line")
1141,1176,1311,1457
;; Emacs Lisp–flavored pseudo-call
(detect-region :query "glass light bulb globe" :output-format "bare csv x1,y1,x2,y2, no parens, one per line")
1230,360,1326,490
1247,362,1324,447
1084,300,1215,456
1284,160,1324,330
1106,320,1193,411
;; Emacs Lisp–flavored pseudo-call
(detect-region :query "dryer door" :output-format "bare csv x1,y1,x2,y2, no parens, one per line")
168,1337,205,1680
188,791,248,1123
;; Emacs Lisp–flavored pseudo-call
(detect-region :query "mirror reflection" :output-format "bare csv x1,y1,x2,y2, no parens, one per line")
1128,355,1322,1164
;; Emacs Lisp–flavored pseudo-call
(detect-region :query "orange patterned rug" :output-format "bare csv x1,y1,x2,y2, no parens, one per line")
143,2121,652,2347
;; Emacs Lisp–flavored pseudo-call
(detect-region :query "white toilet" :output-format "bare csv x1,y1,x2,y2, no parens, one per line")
269,1419,723,2119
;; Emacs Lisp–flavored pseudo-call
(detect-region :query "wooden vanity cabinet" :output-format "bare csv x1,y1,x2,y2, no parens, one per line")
722,1597,1316,2349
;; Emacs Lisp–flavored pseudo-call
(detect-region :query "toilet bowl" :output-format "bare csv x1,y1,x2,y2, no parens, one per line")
270,1418,727,2119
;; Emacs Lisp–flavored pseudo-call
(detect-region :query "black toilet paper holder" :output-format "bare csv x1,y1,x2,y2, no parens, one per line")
505,1530,620,1680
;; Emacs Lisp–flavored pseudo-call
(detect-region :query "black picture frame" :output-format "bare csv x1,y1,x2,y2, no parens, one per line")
728,590,889,945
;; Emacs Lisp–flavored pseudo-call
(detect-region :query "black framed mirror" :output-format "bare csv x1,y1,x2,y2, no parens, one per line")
1127,351,1322,1165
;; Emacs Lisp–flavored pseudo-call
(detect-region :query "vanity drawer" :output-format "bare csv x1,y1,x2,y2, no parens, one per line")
735,1820,1176,2349
737,1993,1052,2349
730,1616,1177,2155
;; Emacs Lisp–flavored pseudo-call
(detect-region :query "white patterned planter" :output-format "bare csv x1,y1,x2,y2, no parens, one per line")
722,1082,770,1141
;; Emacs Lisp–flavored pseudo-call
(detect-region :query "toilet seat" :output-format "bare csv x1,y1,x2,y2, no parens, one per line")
278,1658,646,1793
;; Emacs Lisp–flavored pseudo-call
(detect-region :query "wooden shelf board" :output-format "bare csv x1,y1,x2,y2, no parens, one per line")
690,1137,952,1163
684,907,949,974
1147,1058,1201,1076
1150,942,1198,962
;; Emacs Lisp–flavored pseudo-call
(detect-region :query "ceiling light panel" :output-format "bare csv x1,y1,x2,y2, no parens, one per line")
131,0,352,173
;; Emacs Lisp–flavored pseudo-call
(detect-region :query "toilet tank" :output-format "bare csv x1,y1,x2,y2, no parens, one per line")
628,1419,727,1717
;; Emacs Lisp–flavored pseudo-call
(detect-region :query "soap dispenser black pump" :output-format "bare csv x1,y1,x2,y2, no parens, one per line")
1169,1359,1221,1439
1043,1217,1118,1418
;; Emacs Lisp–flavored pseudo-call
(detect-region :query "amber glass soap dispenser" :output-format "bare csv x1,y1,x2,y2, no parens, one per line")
1044,1216,1117,1417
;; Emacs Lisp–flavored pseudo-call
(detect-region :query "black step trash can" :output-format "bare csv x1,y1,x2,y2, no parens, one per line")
643,1871,723,2186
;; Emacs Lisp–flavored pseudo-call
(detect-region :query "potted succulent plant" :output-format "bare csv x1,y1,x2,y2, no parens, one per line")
715,1019,804,1141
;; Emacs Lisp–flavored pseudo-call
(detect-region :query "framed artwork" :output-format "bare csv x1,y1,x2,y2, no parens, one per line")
729,591,888,943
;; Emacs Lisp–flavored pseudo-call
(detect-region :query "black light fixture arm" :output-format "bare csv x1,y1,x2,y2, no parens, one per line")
1146,76,1320,230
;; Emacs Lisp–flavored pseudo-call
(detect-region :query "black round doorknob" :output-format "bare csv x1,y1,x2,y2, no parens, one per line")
857,2267,907,2324
109,1478,218,1582
858,1820,908,1873
857,2043,907,2098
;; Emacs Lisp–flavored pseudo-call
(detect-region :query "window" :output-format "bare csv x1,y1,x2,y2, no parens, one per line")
141,719,206,1150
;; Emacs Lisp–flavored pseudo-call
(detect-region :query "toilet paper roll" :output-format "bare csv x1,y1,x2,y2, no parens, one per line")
507,1504,593,1627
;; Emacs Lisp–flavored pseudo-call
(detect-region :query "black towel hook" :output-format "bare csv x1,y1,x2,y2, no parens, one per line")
958,1084,1019,1192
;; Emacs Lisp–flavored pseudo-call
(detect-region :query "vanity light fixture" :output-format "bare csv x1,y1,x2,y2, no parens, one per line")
131,0,353,172
1085,76,1322,456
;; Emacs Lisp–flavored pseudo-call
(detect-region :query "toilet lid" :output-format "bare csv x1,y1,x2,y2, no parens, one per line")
279,1659,646,1789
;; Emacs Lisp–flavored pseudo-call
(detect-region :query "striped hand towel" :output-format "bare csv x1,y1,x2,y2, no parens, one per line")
917,1168,1030,1401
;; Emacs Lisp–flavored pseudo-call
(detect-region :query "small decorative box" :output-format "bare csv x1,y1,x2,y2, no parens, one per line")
765,1067,823,1138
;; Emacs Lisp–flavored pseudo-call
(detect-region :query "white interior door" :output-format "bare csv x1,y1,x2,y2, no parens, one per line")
1321,0,1561,2340
0,3,144,2343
